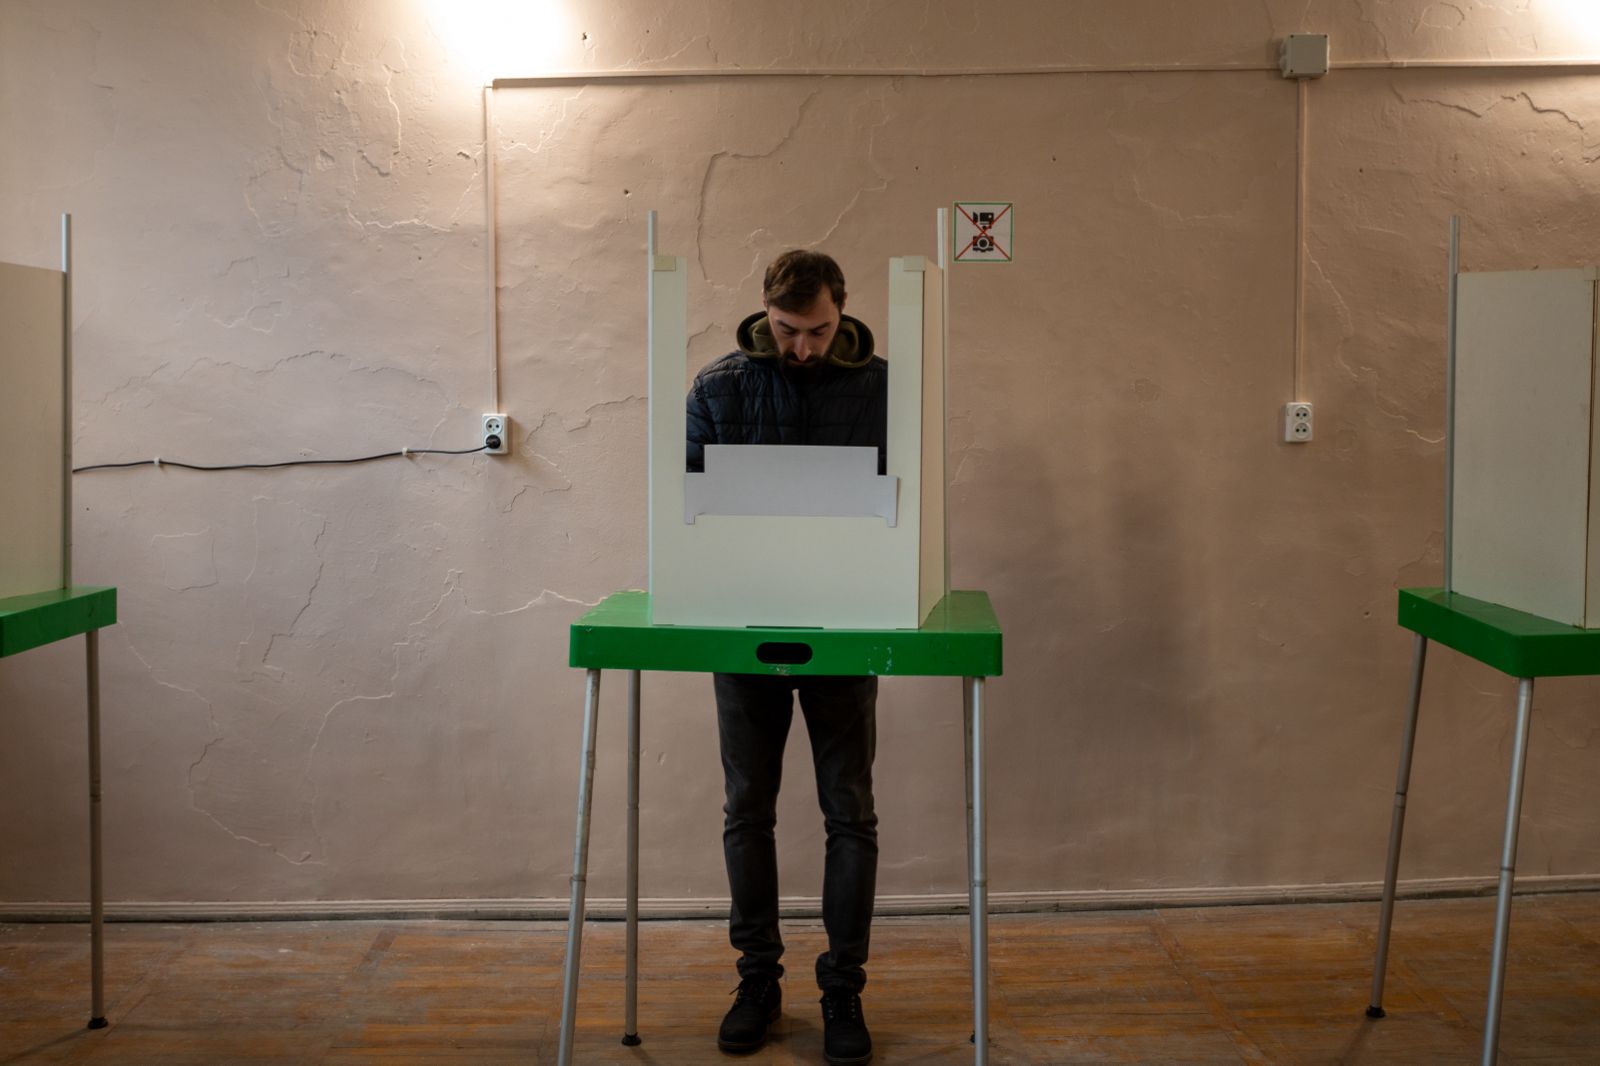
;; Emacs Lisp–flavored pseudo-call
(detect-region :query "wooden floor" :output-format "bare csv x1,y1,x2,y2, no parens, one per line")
3,893,1599,1064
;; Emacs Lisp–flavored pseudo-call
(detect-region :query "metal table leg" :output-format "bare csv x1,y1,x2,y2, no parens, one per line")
962,679,974,1049
558,669,603,1066
963,679,975,917
623,670,642,1047
1482,678,1535,1066
86,629,106,1030
1368,633,1428,1019
966,677,988,1065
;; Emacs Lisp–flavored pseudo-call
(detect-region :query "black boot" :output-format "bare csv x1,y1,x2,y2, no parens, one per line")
820,990,872,1065
717,975,781,1054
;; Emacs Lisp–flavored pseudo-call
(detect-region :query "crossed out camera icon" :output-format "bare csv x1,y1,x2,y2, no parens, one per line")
972,211,997,253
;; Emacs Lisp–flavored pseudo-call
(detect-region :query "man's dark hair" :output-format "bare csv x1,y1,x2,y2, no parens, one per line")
762,249,846,313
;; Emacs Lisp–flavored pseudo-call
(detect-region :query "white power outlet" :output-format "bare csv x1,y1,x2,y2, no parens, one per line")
483,413,510,455
1283,402,1313,443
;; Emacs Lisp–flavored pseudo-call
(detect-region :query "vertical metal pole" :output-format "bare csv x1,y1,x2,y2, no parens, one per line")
967,677,988,1065
1444,215,1459,593
558,670,603,1066
1482,678,1535,1066
1367,633,1428,1017
86,629,106,1029
622,669,642,1046
937,206,952,593
61,213,73,590
962,679,974,895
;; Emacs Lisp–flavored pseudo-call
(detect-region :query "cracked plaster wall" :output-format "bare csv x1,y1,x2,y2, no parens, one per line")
1,0,1598,907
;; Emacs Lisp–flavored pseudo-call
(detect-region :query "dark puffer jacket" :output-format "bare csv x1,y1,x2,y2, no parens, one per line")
686,310,888,473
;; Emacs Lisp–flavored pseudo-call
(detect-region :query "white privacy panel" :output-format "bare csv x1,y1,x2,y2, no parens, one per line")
649,248,947,629
0,261,67,600
1452,268,1597,627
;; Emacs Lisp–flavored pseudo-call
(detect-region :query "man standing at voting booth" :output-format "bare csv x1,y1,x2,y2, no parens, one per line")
686,250,885,1066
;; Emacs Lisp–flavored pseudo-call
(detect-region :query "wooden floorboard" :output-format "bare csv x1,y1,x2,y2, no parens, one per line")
2,893,1598,1064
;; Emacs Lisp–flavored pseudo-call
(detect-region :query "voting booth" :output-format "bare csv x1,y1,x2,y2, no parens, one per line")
646,215,948,628
557,215,1004,1065
0,218,117,1031
1366,241,1600,1066
1450,266,1600,628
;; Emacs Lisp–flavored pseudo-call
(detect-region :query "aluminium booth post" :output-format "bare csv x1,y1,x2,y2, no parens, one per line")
65,212,109,1032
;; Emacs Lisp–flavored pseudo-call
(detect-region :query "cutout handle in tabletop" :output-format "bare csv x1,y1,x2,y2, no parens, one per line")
756,641,815,666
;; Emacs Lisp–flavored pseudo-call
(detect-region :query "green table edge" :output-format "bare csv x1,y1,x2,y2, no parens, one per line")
0,586,118,658
571,590,1002,677
1398,587,1600,678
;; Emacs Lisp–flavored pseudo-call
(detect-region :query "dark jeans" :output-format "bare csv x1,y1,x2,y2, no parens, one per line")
715,672,879,994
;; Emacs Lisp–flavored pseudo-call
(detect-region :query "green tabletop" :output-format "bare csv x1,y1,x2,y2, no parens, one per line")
0,586,117,658
570,590,1002,677
1398,587,1600,678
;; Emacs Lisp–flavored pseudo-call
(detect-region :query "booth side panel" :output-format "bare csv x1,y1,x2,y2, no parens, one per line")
1453,269,1593,626
0,262,67,600
647,254,690,611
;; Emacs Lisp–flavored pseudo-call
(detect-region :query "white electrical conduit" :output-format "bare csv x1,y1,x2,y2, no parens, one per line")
480,56,1600,420
483,85,501,413
1295,78,1308,404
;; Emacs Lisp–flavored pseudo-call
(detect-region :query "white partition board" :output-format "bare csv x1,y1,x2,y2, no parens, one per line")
649,253,945,629
0,261,67,600
1452,268,1597,627
686,445,897,525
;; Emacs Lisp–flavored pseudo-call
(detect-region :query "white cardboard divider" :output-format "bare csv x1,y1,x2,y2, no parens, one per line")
685,445,897,526
1452,267,1600,627
0,260,68,600
648,236,948,629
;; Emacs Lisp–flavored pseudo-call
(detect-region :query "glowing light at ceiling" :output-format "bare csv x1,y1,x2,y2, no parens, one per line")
1541,0,1600,52
420,0,572,81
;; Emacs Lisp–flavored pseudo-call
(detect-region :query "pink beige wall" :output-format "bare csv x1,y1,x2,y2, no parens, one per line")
3,0,1599,911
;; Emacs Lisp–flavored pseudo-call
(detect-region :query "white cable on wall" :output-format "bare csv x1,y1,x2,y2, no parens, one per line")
1294,78,1309,404
483,84,502,415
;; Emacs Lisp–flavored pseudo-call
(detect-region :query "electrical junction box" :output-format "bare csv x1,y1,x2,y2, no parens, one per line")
1283,402,1313,443
1280,34,1330,79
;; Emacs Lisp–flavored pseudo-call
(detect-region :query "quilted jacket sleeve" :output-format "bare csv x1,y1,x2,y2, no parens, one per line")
685,377,714,473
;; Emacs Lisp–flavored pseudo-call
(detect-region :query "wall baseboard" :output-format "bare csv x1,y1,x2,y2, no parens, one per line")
4,873,1598,923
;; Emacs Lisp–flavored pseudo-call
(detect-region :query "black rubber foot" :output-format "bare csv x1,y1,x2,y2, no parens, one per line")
1365,1006,1386,1019
87,1017,109,1030
969,1032,975,1043
621,1033,641,1046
